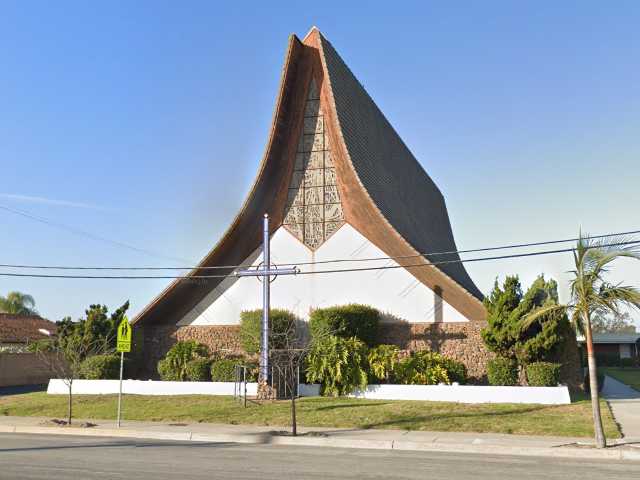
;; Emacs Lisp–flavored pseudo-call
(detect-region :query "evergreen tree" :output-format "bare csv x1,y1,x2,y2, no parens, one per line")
482,275,569,364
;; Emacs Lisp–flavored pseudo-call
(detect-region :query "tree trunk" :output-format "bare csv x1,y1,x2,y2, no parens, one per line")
291,394,297,436
67,382,73,426
584,311,606,448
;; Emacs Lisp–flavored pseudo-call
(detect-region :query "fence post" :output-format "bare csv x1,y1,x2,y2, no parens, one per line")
243,366,247,408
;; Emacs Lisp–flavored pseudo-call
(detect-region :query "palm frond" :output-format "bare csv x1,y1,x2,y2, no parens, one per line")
596,284,640,314
584,235,640,274
520,304,568,330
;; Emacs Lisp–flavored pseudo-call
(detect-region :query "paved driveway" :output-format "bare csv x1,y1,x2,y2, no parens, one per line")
602,375,640,441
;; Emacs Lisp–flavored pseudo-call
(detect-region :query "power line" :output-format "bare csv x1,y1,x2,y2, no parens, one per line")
1,240,638,280
0,229,638,271
0,204,194,265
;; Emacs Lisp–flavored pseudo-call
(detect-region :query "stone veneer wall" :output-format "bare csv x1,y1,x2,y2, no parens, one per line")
138,321,582,388
138,325,243,379
377,321,494,384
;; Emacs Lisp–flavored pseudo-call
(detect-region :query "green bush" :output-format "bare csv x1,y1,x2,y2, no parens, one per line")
210,359,237,381
367,344,400,383
80,354,120,380
620,358,637,368
309,304,380,346
157,340,209,381
306,335,368,396
526,362,561,386
394,351,463,385
209,358,258,382
487,357,518,386
595,353,620,367
239,309,297,355
441,357,467,385
185,358,211,381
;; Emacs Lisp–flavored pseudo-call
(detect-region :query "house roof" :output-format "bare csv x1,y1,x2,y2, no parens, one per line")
576,332,640,344
0,314,57,344
133,29,485,326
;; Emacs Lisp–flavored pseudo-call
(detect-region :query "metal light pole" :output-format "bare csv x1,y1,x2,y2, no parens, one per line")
261,214,271,382
235,213,298,386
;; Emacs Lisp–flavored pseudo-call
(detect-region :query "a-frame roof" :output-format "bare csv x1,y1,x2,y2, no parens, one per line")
318,34,482,299
133,29,485,326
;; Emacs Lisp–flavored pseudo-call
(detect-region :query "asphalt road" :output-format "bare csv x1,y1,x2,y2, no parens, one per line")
0,433,635,479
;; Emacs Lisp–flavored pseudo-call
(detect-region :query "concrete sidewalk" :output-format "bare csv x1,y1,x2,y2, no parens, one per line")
603,375,640,441
0,415,639,462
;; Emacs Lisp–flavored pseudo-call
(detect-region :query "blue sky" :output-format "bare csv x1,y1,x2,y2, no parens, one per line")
1,1,639,325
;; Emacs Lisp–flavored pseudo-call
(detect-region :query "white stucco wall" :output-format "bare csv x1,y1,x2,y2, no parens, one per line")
178,224,469,326
47,380,571,405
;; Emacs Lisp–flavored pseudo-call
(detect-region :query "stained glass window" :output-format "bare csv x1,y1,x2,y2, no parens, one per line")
283,78,344,249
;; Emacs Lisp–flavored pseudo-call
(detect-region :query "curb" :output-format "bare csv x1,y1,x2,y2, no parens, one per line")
3,424,639,462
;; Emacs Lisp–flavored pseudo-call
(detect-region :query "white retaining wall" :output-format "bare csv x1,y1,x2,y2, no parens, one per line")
47,380,570,404
47,379,258,396
347,384,571,405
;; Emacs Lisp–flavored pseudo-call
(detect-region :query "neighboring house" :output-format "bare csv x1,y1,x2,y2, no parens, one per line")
0,313,57,352
577,332,640,365
0,314,58,387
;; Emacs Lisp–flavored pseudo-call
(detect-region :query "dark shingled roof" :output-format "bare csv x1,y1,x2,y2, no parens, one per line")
319,35,483,300
0,314,57,344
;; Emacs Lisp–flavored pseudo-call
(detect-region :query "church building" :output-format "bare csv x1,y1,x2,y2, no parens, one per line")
133,28,494,380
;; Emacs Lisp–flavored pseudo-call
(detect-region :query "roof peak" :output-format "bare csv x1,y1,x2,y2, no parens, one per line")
302,25,322,42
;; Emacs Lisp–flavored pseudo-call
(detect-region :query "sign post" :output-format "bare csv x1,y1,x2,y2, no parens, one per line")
116,315,131,428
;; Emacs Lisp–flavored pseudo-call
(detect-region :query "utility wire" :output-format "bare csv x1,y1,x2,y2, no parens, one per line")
0,204,195,265
1,240,638,280
0,229,638,271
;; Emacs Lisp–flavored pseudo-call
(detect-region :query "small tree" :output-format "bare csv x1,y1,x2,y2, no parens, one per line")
591,311,637,334
31,334,113,425
30,301,129,425
482,275,570,368
523,235,640,448
270,318,335,436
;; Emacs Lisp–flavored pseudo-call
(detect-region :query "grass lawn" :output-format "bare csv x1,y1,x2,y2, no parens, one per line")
0,392,620,438
601,367,640,391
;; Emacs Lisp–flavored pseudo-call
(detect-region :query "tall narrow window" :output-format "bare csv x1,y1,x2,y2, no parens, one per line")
283,78,344,249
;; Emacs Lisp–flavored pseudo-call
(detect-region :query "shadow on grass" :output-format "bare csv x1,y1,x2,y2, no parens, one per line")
359,405,549,430
315,402,392,411
0,385,47,396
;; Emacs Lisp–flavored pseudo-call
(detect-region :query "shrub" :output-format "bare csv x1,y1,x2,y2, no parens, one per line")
595,353,620,367
239,309,298,355
210,359,237,382
394,351,460,385
620,358,637,368
309,304,380,346
209,358,258,382
157,340,209,381
526,362,561,386
185,358,211,381
306,335,368,396
80,354,120,380
367,344,400,383
441,357,467,385
487,357,518,386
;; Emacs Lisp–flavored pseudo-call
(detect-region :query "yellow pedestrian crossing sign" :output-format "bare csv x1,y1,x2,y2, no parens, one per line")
117,316,131,352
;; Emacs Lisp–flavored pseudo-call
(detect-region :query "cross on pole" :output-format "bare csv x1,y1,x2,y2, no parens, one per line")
234,214,298,383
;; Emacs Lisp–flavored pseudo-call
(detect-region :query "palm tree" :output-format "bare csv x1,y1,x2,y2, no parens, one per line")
523,234,640,448
0,291,38,315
